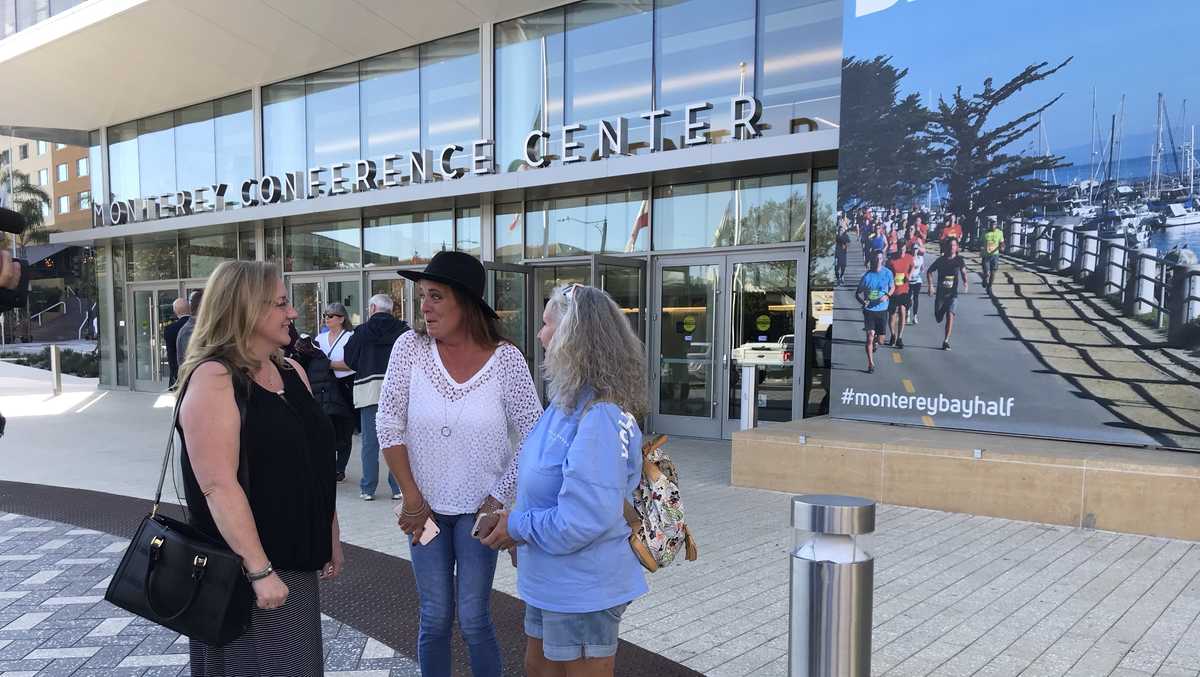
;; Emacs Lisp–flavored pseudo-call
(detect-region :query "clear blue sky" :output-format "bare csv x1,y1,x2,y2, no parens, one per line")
844,0,1200,160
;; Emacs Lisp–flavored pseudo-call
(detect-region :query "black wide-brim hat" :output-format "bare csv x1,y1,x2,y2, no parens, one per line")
397,250,498,319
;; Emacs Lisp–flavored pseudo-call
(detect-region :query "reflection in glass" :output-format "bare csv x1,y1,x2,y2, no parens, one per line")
363,211,453,267
307,64,360,169
491,271,527,354
495,9,565,172
265,226,283,263
728,260,796,423
599,264,643,339
757,0,842,135
291,280,322,337
494,203,524,263
654,0,755,149
126,233,177,281
181,230,236,279
238,227,257,261
107,121,139,203
113,243,129,386
653,173,807,250
564,0,652,159
806,168,838,417
285,219,361,272
360,48,421,163
328,280,363,327
2,1,14,37
133,290,155,382
371,278,410,322
215,93,253,198
658,265,717,417
138,112,176,198
263,77,307,178
526,189,647,258
96,245,113,385
455,207,481,258
420,31,480,173
174,101,216,192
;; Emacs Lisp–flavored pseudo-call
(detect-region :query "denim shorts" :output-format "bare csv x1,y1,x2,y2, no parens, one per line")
524,603,629,661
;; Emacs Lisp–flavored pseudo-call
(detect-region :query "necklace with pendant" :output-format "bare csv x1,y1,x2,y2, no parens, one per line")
441,390,467,438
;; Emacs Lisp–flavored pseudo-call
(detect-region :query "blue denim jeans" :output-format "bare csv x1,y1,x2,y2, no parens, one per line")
359,404,400,496
409,512,502,677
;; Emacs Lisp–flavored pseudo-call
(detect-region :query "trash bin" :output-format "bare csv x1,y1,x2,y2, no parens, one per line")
788,494,875,677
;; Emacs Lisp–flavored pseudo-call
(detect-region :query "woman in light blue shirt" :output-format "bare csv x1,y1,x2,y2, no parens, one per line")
482,283,648,676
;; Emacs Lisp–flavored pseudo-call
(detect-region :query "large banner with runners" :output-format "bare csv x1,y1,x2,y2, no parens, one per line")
828,0,1200,450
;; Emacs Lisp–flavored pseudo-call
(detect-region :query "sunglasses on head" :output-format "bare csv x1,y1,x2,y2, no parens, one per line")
562,283,584,299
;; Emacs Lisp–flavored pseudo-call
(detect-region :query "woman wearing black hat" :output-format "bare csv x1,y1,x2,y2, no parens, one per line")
376,251,543,676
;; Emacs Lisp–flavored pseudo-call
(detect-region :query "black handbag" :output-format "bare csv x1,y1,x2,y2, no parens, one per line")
104,376,254,646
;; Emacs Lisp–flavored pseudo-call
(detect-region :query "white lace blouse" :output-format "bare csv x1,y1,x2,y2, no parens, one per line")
375,331,543,513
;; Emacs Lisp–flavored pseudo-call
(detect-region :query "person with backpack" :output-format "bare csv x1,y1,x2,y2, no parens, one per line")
481,283,648,677
344,294,408,500
294,333,355,475
316,302,356,482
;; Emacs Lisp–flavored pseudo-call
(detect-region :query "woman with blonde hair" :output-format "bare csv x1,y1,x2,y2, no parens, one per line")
176,260,342,675
482,283,648,677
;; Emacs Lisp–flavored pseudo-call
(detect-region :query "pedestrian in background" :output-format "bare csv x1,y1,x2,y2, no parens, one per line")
317,302,356,482
175,261,341,675
175,288,202,365
163,296,190,386
344,294,408,500
377,251,542,677
481,283,649,677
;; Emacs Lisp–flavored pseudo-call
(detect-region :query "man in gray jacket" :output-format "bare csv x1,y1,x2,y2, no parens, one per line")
175,289,202,368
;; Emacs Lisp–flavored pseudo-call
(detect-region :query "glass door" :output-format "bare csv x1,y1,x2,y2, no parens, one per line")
290,275,363,338
723,251,806,438
484,261,534,361
592,255,646,341
651,256,725,438
368,272,415,324
130,284,179,392
649,249,807,439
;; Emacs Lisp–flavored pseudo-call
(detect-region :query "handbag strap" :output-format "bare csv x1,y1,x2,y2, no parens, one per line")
152,360,249,517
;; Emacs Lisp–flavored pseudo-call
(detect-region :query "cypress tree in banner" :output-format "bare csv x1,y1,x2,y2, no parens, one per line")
931,59,1073,231
839,56,940,211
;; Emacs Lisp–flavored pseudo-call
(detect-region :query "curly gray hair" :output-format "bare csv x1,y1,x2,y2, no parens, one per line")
543,284,648,419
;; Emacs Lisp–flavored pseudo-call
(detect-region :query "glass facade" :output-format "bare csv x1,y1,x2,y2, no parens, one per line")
2,0,80,35
494,0,840,171
653,172,809,250
263,31,479,178
89,0,842,426
526,189,648,258
105,92,253,206
364,210,453,267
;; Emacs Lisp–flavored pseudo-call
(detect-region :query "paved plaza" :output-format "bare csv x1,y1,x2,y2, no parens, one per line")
4,360,1200,675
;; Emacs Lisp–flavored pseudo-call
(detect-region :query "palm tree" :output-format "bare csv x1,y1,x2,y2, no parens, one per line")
0,166,53,257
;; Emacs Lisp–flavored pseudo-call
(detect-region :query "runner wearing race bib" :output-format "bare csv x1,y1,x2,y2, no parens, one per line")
925,237,969,350
855,250,895,374
886,248,915,349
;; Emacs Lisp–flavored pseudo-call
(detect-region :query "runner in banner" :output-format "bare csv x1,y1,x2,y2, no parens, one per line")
982,217,1005,291
855,249,895,374
926,237,969,351
886,243,915,349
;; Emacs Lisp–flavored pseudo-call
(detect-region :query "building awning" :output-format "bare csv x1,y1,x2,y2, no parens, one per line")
22,243,73,263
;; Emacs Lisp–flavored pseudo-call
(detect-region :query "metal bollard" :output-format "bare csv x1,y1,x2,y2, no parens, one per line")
789,495,875,677
50,344,62,396
740,364,759,431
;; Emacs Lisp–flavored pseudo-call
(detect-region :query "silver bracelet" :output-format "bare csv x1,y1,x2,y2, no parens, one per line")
245,562,274,582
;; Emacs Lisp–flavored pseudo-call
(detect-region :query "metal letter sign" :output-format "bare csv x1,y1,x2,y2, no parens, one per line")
100,94,771,226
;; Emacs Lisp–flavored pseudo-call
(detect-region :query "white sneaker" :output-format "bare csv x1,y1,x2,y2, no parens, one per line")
913,316,919,325
392,493,403,501
359,493,374,501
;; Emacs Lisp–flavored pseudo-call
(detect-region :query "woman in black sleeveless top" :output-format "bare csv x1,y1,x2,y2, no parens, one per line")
176,261,341,676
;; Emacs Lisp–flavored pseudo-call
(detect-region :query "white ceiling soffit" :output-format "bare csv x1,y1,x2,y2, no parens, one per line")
0,0,571,132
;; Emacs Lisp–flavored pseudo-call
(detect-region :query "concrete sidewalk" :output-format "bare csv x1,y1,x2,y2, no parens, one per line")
5,362,1200,675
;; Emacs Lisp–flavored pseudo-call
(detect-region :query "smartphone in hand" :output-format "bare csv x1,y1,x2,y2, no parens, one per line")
472,512,501,539
417,517,440,546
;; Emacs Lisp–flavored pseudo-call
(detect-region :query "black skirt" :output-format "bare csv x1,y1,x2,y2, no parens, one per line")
189,569,323,676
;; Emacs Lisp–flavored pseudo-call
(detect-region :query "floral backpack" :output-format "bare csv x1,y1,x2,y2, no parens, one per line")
622,432,699,572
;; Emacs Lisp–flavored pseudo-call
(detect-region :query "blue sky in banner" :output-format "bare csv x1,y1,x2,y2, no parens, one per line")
844,0,1200,164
